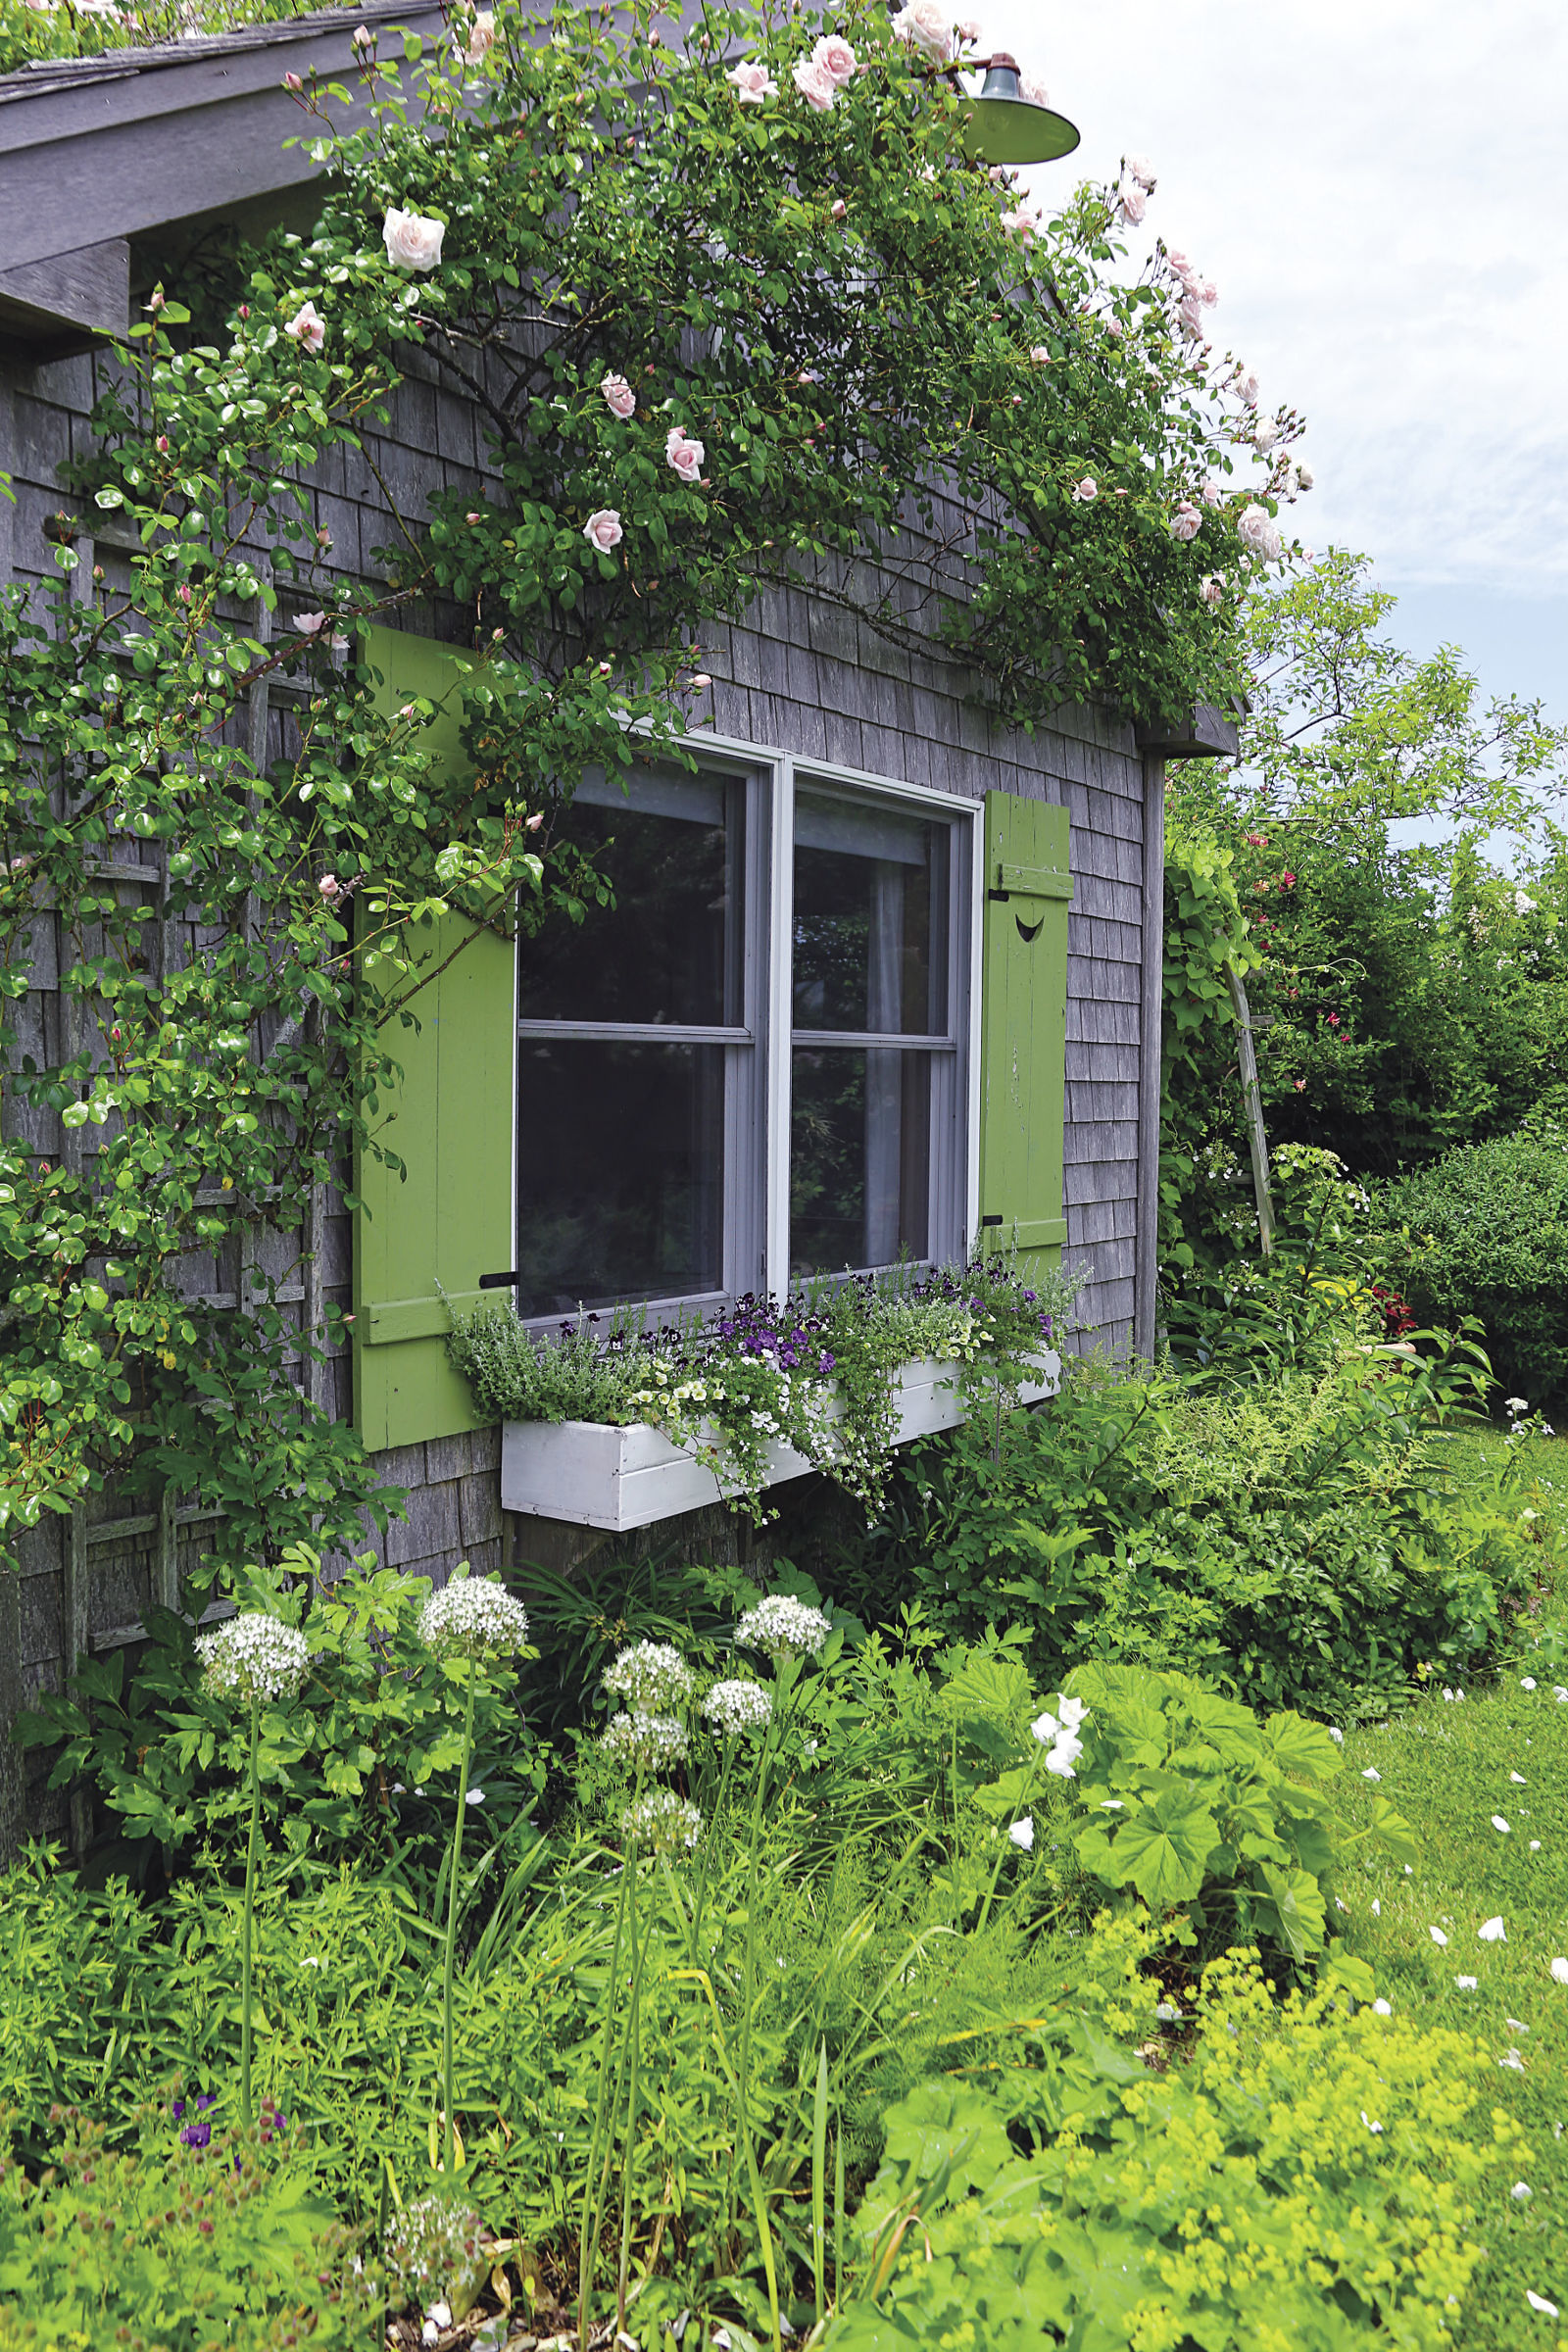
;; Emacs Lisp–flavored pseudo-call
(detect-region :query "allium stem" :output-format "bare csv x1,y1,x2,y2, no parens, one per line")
240,1694,261,2132
442,1668,477,2180
578,1830,631,2350
688,1737,736,1964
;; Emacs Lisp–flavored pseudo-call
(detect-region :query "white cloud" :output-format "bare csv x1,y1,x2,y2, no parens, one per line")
986,0,1568,589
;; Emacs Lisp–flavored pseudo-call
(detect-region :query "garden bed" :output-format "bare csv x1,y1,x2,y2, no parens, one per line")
500,1349,1061,1528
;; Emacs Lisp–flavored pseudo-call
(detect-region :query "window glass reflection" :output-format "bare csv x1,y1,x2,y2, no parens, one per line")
790,1047,931,1276
792,790,947,1035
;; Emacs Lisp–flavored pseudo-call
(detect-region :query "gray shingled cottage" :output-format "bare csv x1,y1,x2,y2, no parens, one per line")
0,4,1235,1847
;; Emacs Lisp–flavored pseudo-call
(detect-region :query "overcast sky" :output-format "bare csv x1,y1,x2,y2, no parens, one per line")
984,0,1568,726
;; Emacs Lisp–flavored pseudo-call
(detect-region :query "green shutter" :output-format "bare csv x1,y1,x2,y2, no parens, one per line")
978,791,1071,1279
352,626,514,1453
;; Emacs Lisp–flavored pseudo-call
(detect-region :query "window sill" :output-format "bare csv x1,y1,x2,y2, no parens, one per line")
499,1351,1060,1531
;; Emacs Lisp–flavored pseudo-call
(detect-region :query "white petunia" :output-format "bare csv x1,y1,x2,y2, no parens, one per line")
418,1574,530,1661
196,1612,310,1707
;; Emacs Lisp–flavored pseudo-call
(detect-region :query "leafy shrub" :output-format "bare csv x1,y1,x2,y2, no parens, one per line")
16,1555,546,1890
827,1950,1524,2351
852,1330,1538,1717
0,2102,370,2352
1381,1115,1568,1409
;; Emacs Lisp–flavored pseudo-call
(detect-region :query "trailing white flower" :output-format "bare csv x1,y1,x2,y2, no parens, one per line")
604,1640,695,1713
702,1679,774,1737
599,1709,689,1769
620,1788,704,1852
734,1594,833,1659
196,1612,309,1706
417,1573,530,1661
1032,1690,1088,1778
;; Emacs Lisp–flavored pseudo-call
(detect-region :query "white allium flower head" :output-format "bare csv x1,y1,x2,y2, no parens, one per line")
599,1710,689,1769
734,1594,832,1659
620,1788,704,1854
604,1641,695,1713
196,1612,309,1706
702,1679,774,1737
417,1573,530,1661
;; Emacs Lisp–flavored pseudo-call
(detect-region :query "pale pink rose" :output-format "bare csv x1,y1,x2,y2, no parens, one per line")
890,1,954,65
1200,575,1223,605
1200,278,1218,307
811,34,858,84
1235,368,1259,405
830,198,847,219
1170,499,1202,542
1123,151,1155,190
1252,418,1279,453
1118,182,1147,226
582,509,624,553
318,873,341,901
1103,315,1123,338
601,371,637,420
283,70,304,90
726,58,778,103
1200,478,1224,507
462,10,495,63
1029,344,1051,364
1165,246,1192,277
1069,477,1098,503
792,57,837,110
1295,461,1315,491
956,19,980,43
1176,294,1204,340
1236,503,1282,560
295,612,349,649
665,428,707,483
351,23,373,49
284,299,326,355
1000,206,1042,246
1019,71,1052,108
693,673,712,688
382,208,445,271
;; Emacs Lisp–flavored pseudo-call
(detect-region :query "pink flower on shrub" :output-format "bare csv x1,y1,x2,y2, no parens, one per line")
1200,575,1223,605
726,58,778,103
1170,499,1202,542
1124,151,1155,190
601,372,636,419
583,509,624,553
1069,477,1098,503
890,1,955,65
792,57,838,110
665,428,706,483
1001,206,1043,245
284,300,326,354
1118,182,1147,226
1019,71,1052,107
811,34,858,84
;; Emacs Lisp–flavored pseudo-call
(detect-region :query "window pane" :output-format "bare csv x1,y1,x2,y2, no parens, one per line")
790,1047,931,1275
518,767,743,1025
792,790,947,1035
515,1040,724,1315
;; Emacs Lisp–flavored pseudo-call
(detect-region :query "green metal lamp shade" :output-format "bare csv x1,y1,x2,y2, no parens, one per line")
960,53,1080,167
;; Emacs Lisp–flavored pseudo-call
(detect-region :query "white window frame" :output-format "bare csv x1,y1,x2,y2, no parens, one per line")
512,733,982,1328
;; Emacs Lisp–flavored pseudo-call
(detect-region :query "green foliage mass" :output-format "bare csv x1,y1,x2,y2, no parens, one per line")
0,0,1292,1570
1381,1116,1568,1411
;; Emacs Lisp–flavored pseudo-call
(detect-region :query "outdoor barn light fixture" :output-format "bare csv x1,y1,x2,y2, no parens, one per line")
961,54,1080,168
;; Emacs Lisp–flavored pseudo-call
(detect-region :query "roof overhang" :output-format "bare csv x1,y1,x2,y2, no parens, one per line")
1135,703,1241,760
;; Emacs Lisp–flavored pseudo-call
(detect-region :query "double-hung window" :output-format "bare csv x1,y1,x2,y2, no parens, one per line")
510,757,972,1322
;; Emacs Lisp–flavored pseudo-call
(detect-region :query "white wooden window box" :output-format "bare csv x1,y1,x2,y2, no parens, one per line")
501,1350,1061,1531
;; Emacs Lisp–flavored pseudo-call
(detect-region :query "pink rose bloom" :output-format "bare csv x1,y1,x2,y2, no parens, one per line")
1019,71,1052,108
956,19,981,43
1200,575,1223,605
665,428,707,483
1000,206,1042,245
1069,477,1098,503
1200,278,1218,307
1252,418,1279,453
1102,315,1123,338
793,57,837,109
811,34,858,84
1170,500,1202,542
318,873,341,901
583,509,624,553
461,9,494,63
284,300,326,354
601,371,636,420
1176,294,1204,340
1235,368,1259,405
1295,461,1315,491
351,23,373,49
1123,151,1155,190
1118,183,1147,226
382,208,445,271
830,198,847,219
726,58,778,104
1200,478,1224,507
1236,503,1282,560
296,612,348,649
891,1,954,64
1029,345,1051,364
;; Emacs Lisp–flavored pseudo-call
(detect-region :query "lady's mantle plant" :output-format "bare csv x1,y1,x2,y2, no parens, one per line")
0,0,1307,1574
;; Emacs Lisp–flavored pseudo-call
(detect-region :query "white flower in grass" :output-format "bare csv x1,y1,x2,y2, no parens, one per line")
1372,1998,1393,2016
1362,1767,1382,1782
1521,1676,1538,1690
1362,2110,1384,2132
1550,1958,1568,1985
1328,1726,1345,1744
196,1613,309,1706
384,2195,483,2308
605,1640,695,1712
1511,1772,1527,1784
1044,1734,1082,1780
620,1788,703,1853
1479,1916,1507,1942
1031,1709,1058,1744
1430,1926,1448,1947
702,1679,774,1737
1500,2048,1526,2071
734,1595,832,1659
1008,1816,1035,1850
1527,2291,1559,2317
599,1711,688,1770
1455,1975,1478,1989
418,1574,530,1661
1493,1816,1511,1835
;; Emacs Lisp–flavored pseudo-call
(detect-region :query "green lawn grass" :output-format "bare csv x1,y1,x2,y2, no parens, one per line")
1336,1561,1568,2351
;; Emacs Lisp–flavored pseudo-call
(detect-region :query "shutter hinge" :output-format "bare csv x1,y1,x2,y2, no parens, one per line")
479,1270,519,1289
